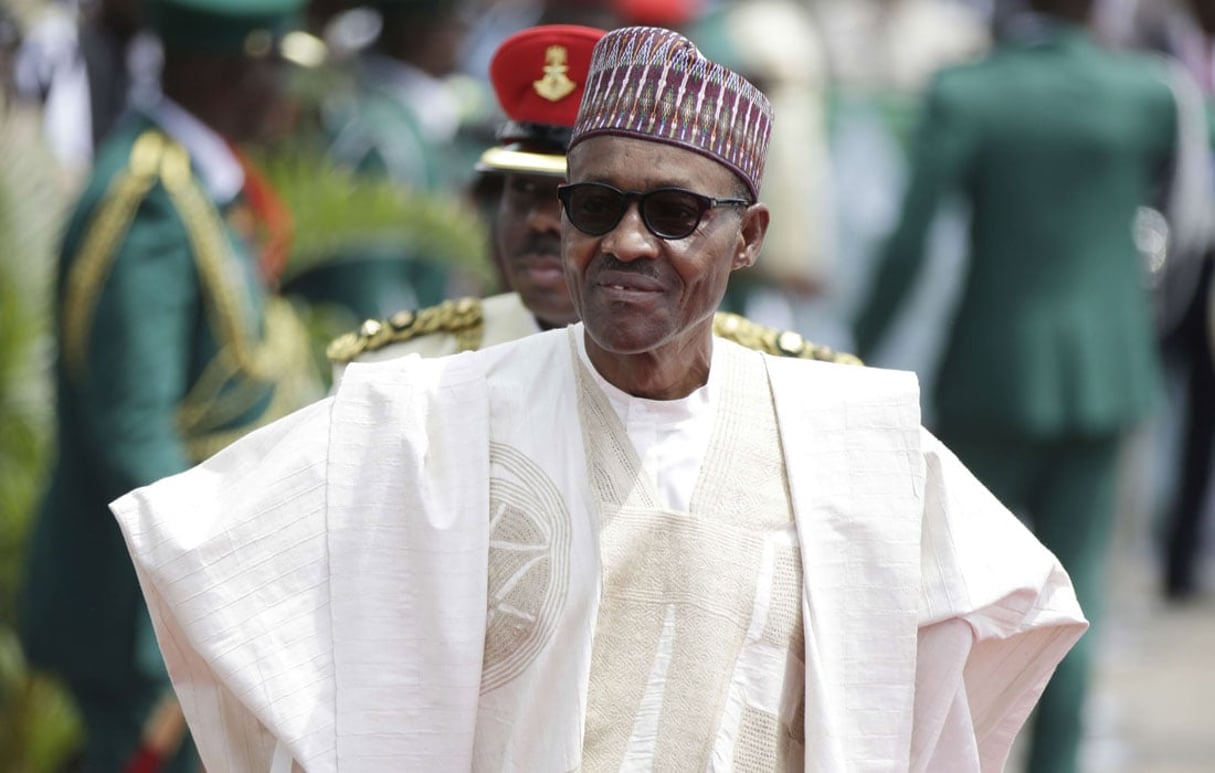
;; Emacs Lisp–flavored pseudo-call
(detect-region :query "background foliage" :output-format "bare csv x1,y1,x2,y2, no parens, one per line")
262,148,491,288
0,100,83,770
0,33,491,773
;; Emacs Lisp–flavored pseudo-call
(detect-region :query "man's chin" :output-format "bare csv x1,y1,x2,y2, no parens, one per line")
517,267,565,289
534,312,579,330
520,293,578,328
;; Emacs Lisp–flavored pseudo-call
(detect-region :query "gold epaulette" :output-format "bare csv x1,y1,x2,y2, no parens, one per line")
326,297,484,364
712,312,863,365
63,130,167,378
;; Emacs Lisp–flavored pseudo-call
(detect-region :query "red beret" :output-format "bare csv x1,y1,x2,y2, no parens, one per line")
490,24,605,129
478,24,606,176
614,0,702,27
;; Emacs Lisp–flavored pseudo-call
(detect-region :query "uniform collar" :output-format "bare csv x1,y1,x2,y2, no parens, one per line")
360,53,461,141
139,94,245,205
1000,12,1089,48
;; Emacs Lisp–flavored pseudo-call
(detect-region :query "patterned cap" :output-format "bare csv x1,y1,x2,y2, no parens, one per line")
570,26,772,199
477,25,607,177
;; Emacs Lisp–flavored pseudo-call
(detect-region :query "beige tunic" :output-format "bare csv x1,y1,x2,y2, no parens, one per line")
572,336,805,770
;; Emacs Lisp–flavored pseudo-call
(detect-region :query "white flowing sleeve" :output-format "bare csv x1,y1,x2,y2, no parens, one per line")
111,398,339,773
910,429,1088,772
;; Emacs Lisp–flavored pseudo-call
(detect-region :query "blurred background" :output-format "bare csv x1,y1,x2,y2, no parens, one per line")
0,0,1212,770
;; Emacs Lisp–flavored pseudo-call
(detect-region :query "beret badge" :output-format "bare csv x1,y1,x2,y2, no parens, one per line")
533,45,577,103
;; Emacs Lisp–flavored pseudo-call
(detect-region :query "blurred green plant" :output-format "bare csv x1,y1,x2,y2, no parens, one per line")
0,100,82,770
257,148,493,288
255,146,495,388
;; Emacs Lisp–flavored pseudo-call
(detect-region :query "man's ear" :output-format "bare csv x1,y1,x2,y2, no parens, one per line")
732,202,770,271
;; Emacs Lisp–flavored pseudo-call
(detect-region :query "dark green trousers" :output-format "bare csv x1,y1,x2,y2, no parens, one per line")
939,427,1122,773
73,686,198,773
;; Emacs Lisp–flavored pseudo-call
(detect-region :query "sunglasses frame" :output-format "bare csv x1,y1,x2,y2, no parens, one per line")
556,182,751,240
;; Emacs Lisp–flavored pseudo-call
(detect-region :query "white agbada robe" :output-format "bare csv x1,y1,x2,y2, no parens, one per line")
111,325,1086,772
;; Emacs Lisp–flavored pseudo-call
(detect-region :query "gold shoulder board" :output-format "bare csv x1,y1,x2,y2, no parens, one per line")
63,130,167,379
711,311,863,365
326,296,484,364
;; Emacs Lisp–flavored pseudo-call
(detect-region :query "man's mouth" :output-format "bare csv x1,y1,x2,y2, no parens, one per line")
596,270,664,294
513,253,564,281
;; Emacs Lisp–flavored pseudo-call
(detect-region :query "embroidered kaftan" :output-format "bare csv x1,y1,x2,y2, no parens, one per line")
111,325,1086,772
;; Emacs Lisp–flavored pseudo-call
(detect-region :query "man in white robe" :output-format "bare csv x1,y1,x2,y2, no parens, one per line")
111,25,1086,772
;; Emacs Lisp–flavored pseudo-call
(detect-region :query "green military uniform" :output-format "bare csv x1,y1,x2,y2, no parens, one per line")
289,61,449,317
853,18,1175,773
19,3,318,768
290,0,476,320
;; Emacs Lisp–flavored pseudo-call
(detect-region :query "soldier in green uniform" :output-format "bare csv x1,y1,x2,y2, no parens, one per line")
289,0,472,320
1155,0,1215,603
328,23,859,372
18,1,320,769
852,1,1176,770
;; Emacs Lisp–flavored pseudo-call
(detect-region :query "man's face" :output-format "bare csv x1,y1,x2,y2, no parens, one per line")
1190,0,1215,36
224,55,288,143
496,172,576,327
562,135,766,356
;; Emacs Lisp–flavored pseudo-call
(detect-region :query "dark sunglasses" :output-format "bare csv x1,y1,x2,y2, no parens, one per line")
556,182,751,240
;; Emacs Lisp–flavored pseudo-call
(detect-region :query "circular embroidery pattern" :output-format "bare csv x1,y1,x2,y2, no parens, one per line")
481,442,572,693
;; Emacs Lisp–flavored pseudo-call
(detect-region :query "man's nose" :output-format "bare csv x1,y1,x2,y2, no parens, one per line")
528,193,562,232
600,203,659,262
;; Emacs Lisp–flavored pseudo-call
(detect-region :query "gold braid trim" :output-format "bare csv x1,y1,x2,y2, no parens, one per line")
326,304,859,365
182,298,320,463
326,297,484,364
158,138,320,447
62,131,166,380
58,128,315,460
175,348,249,433
177,300,314,436
712,312,863,365
157,142,282,382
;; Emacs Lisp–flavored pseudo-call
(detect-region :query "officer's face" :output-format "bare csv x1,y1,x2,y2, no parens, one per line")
228,56,288,142
1191,1,1215,36
496,172,576,328
562,135,767,358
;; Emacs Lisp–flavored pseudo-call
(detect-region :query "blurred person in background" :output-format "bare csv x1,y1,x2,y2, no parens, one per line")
459,0,618,87
13,0,161,180
1,5,23,106
1147,0,1215,602
812,0,991,376
16,0,322,769
537,0,620,26
852,0,1182,770
293,0,478,321
1075,0,1215,603
328,23,606,367
686,0,837,342
814,0,990,96
326,0,468,188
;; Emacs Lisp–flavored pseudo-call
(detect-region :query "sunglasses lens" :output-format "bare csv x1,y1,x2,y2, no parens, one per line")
643,190,705,239
561,184,716,239
566,185,625,235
